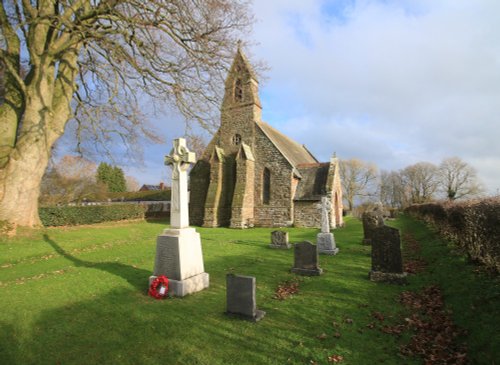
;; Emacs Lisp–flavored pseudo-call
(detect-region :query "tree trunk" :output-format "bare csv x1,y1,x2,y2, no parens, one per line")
0,139,50,226
0,35,79,228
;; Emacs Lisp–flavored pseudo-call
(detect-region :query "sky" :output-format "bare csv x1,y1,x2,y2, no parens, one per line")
124,0,500,195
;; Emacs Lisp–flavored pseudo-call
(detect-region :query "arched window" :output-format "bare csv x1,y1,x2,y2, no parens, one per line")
234,78,243,102
263,168,271,204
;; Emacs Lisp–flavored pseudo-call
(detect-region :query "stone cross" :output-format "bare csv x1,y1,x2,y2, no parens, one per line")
164,138,196,229
316,196,332,233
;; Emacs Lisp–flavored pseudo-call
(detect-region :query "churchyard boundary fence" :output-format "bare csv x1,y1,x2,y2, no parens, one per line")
405,197,500,273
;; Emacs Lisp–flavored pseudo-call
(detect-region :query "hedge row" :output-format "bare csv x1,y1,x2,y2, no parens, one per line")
105,190,171,202
40,204,146,227
405,198,500,272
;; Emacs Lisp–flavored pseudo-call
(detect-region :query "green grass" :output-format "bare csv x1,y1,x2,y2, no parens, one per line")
0,216,497,364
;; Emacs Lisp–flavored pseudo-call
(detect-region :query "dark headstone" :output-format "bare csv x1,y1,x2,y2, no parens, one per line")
225,274,266,322
369,226,407,284
362,210,384,245
269,230,291,249
291,241,323,276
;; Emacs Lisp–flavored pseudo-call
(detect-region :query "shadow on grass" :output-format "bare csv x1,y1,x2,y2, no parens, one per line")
0,220,423,365
144,217,170,226
3,285,299,365
43,234,150,293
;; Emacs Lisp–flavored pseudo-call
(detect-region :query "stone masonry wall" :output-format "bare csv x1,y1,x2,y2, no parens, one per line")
188,160,210,226
328,159,344,228
293,201,321,228
253,126,294,227
202,155,223,227
230,156,255,228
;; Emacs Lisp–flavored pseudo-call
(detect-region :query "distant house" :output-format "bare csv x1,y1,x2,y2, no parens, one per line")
139,182,166,191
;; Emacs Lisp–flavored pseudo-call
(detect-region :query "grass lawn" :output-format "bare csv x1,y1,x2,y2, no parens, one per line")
0,216,498,364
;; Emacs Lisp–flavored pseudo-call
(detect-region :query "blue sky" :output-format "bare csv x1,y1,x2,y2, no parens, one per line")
100,0,500,194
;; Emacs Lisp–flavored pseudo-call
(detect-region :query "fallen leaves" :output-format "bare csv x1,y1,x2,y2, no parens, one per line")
274,279,299,300
398,286,468,364
327,354,344,363
371,311,385,322
317,333,328,340
359,233,469,364
402,233,427,274
404,259,427,274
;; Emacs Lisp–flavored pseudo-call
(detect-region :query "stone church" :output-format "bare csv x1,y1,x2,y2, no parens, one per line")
189,48,343,229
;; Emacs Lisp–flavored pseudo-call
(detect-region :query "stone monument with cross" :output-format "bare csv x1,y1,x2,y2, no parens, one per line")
316,195,339,255
149,138,209,297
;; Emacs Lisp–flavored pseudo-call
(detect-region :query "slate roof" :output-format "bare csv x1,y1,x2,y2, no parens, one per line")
294,163,330,201
257,121,318,167
140,184,161,191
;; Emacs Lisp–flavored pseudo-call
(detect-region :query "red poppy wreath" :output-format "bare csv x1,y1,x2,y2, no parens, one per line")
149,275,169,299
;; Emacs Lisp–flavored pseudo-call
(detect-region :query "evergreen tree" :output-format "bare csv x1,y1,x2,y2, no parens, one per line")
111,166,126,193
96,163,112,189
96,163,126,193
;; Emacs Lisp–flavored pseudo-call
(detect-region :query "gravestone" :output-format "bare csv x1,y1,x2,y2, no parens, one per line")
269,230,291,249
225,274,266,322
149,138,209,297
368,225,407,284
316,196,339,255
362,207,385,245
291,241,323,276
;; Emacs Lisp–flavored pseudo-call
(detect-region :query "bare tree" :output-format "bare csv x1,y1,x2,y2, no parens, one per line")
186,133,208,160
40,155,106,205
439,157,483,200
401,162,439,204
379,170,408,208
0,1,253,227
125,175,140,192
339,158,378,212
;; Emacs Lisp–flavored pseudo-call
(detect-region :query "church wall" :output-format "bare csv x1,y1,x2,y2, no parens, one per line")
188,160,210,226
293,201,321,228
253,127,294,227
326,159,344,228
230,157,255,228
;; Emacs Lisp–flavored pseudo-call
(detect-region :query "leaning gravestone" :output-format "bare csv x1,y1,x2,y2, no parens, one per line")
362,208,385,245
149,138,209,297
291,241,323,276
316,196,339,255
225,274,266,322
368,225,407,284
269,230,291,249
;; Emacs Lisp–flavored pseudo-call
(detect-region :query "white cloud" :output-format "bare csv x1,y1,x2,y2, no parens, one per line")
251,0,500,193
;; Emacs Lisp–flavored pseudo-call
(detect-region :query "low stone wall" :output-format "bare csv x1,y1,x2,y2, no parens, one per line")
405,198,500,273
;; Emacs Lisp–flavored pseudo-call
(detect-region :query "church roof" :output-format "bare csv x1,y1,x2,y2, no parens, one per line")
294,163,330,201
257,122,318,167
